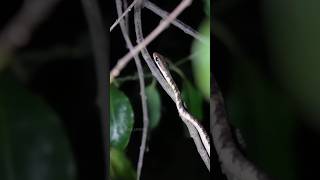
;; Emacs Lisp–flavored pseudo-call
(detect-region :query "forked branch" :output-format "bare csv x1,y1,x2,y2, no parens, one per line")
110,0,192,82
114,0,150,179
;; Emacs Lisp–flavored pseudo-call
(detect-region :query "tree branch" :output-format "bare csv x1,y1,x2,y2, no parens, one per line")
211,76,271,180
134,3,210,170
110,0,192,82
0,0,61,52
114,1,150,179
80,1,108,179
144,0,206,43
110,0,138,32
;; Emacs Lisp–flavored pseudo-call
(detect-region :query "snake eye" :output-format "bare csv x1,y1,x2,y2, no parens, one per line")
153,53,160,62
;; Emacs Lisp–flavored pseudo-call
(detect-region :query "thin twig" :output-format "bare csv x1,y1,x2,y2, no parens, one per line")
133,4,176,102
115,58,190,83
134,2,210,170
116,73,153,83
114,1,149,179
128,2,151,179
212,77,271,180
123,0,130,33
110,0,205,43
110,0,138,32
144,0,206,43
0,0,61,52
80,1,108,179
110,0,192,82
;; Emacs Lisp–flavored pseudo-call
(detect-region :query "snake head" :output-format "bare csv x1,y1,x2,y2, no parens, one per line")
152,52,162,62
152,52,169,68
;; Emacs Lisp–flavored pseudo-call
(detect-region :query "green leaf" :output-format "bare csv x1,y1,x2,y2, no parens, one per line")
110,85,134,150
203,0,210,16
145,84,161,129
181,81,203,120
0,71,75,180
191,18,210,101
110,148,136,180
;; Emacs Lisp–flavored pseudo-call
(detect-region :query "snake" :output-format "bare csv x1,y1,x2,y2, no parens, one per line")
152,52,210,157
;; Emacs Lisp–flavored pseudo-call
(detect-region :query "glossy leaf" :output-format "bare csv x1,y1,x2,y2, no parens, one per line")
0,72,75,180
145,84,161,129
181,81,203,120
110,85,134,150
191,18,210,101
110,148,136,180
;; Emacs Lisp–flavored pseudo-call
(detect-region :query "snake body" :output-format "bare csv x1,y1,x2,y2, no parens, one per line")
152,52,210,157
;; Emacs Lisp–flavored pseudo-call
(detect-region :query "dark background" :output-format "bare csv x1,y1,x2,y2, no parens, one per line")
0,0,108,179
214,0,320,179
